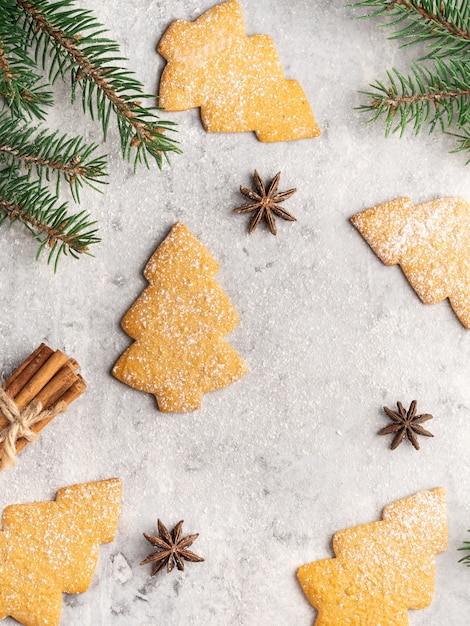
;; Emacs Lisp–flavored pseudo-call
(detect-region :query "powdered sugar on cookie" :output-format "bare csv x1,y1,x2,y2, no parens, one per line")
113,223,247,412
157,0,320,142
297,488,447,625
351,196,470,328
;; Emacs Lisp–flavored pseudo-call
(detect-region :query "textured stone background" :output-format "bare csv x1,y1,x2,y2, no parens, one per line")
1,1,470,624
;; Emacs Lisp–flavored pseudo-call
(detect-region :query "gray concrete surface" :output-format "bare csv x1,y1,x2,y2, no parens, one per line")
1,1,469,624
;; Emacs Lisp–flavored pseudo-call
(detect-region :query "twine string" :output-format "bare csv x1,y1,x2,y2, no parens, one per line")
0,385,66,468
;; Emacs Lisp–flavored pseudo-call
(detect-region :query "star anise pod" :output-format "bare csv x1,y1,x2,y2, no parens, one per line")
379,400,434,450
233,170,297,235
140,519,204,575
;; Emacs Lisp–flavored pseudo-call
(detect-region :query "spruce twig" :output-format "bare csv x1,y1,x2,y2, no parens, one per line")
353,0,470,58
0,165,99,270
0,0,52,118
352,0,470,162
0,0,181,268
458,530,470,565
16,0,181,169
358,59,470,136
0,112,107,201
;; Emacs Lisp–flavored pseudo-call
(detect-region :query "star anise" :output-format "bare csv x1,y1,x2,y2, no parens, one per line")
379,400,434,450
233,170,297,235
140,519,204,575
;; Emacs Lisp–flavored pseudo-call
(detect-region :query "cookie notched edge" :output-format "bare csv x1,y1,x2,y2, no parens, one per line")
0,478,122,626
351,196,470,329
297,487,447,625
112,223,247,412
157,0,320,142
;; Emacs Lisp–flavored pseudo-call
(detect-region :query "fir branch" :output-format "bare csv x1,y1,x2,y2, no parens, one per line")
0,0,52,118
458,531,470,565
352,0,470,58
16,0,181,169
0,165,99,270
358,59,470,136
353,1,470,161
451,129,470,158
0,111,107,201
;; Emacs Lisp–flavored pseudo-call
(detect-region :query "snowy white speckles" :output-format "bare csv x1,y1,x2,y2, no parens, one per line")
298,488,447,624
157,0,320,142
113,223,247,412
111,553,133,584
0,479,121,625
351,196,470,328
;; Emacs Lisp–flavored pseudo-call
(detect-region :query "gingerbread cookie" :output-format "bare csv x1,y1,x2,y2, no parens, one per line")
113,223,247,412
351,196,470,328
297,488,447,625
157,0,320,142
0,478,122,626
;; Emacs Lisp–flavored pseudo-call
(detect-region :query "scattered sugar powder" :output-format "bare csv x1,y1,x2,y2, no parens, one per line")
351,196,470,328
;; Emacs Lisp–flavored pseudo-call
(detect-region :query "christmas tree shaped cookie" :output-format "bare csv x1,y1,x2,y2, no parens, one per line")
297,488,447,625
113,223,247,412
157,0,320,142
351,196,470,328
0,478,122,626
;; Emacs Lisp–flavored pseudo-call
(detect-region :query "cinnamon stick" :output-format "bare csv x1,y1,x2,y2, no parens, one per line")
10,375,87,461
0,344,86,468
35,364,79,409
3,343,45,391
4,343,54,398
60,375,87,406
67,358,80,371
13,350,69,410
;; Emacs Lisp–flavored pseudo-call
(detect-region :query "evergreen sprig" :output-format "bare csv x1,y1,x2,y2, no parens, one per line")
17,0,181,169
0,165,99,270
353,0,470,162
358,59,470,135
458,531,470,565
0,0,52,118
353,0,470,58
0,0,181,268
0,111,107,201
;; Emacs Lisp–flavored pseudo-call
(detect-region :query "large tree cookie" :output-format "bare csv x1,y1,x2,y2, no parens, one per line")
113,222,247,412
297,488,447,625
157,0,320,142
0,478,122,626
351,196,470,328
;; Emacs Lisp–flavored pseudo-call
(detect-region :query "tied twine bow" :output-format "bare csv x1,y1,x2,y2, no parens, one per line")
0,385,66,469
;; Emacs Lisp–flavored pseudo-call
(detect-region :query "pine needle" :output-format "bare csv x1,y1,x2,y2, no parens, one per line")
0,0,52,118
0,111,107,201
352,0,470,59
352,0,470,162
458,531,470,565
358,59,470,136
0,0,182,268
16,0,181,169
0,165,99,270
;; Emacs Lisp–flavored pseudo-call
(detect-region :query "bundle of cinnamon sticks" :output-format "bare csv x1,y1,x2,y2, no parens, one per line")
0,343,86,470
